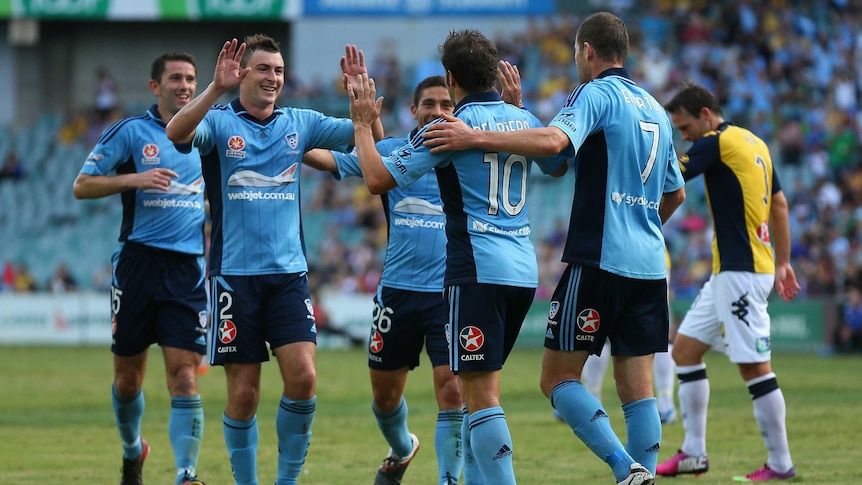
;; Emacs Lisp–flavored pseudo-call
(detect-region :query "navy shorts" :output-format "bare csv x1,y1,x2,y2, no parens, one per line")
544,264,668,356
111,242,208,357
446,283,535,374
209,273,316,365
368,287,448,371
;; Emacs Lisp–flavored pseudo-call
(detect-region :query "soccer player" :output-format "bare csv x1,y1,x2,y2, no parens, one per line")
165,36,381,485
345,30,565,485
422,12,686,485
656,82,800,482
73,52,207,485
303,76,463,485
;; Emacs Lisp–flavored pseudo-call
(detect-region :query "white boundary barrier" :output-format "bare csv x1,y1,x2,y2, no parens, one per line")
0,292,112,345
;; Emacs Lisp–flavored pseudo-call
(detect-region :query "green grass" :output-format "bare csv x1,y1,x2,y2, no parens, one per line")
0,346,858,484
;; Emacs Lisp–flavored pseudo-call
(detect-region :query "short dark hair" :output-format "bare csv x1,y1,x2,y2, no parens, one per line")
576,12,629,63
664,81,724,117
151,52,196,83
413,75,447,107
241,34,281,67
439,29,498,93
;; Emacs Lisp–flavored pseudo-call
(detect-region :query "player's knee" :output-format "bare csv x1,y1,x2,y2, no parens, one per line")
373,392,402,412
670,341,692,365
539,374,557,398
167,366,199,397
114,378,143,399
284,367,316,400
436,379,462,408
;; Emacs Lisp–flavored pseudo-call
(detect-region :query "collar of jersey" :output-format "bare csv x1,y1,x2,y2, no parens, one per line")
454,90,502,111
230,98,283,125
146,104,166,127
595,67,632,80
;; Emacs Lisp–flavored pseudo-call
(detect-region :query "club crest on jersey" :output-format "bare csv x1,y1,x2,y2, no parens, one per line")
226,135,246,158
285,132,299,150
577,308,600,333
459,326,485,352
369,330,384,353
141,143,160,165
218,320,237,344
549,301,560,319
756,221,771,246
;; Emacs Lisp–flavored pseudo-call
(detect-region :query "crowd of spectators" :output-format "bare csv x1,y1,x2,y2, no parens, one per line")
2,2,860,350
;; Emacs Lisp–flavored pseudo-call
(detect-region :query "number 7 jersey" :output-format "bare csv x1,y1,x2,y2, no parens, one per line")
549,68,684,280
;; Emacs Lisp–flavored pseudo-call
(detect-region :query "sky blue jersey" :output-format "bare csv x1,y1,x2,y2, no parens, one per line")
382,91,562,288
79,105,205,255
549,68,684,280
195,99,354,276
333,132,446,293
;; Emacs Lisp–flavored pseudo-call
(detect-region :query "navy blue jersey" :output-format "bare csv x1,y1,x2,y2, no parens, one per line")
79,105,205,255
195,99,354,276
381,92,562,288
334,132,446,293
549,68,684,279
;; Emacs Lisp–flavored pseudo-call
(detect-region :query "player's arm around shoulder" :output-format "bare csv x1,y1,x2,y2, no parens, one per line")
423,112,570,158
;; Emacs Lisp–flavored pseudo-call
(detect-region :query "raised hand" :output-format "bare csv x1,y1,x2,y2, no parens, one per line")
347,73,382,127
498,60,524,108
341,44,368,91
213,38,250,92
421,112,476,153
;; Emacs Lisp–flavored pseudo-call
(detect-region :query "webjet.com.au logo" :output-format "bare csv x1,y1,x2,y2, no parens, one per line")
611,192,660,211
227,191,295,201
141,199,202,210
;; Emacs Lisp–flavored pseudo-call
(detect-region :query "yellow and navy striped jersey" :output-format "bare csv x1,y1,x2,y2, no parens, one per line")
678,122,781,275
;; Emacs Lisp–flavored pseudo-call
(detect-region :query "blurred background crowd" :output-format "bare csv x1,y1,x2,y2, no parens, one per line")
1,0,861,352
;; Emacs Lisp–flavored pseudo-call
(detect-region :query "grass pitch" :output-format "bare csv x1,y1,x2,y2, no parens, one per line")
0,346,857,484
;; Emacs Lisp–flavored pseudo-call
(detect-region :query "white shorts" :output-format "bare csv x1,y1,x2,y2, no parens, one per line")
677,271,775,363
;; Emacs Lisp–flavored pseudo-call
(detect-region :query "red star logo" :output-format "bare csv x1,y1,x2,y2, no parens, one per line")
369,330,384,353
228,136,245,151
459,326,484,351
142,144,159,158
219,320,237,344
577,309,600,333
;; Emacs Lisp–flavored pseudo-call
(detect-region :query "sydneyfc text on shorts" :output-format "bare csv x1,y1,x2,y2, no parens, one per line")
226,191,296,201
141,199,203,209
